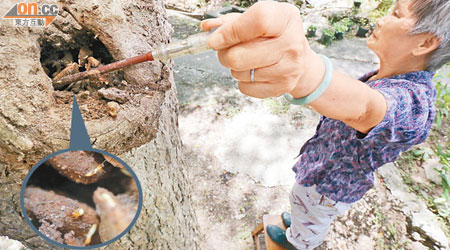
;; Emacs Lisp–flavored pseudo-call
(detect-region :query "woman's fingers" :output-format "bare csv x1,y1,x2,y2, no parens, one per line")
205,1,298,50
217,37,284,71
200,13,241,31
199,18,222,31
231,59,302,98
230,60,300,83
201,1,311,99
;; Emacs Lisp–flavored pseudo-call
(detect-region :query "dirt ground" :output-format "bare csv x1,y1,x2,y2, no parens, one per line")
184,117,416,250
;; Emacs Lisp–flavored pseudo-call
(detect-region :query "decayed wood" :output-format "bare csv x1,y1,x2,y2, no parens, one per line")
52,52,154,89
47,151,111,184
24,187,100,247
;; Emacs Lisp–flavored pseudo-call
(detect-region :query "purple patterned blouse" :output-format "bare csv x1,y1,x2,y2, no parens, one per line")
293,70,436,203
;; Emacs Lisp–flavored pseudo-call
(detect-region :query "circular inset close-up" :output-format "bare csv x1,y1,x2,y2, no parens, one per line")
20,150,142,249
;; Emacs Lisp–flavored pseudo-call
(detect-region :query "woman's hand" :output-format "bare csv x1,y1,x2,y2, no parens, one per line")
201,1,387,134
200,1,323,99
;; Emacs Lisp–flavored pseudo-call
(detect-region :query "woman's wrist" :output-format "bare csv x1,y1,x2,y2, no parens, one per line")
288,51,325,99
284,54,333,105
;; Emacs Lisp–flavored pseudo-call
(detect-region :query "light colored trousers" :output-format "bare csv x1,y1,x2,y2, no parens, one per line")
286,182,354,250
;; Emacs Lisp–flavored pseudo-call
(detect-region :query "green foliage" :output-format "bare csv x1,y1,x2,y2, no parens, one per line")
432,143,450,221
332,18,353,40
322,28,335,37
329,15,354,26
319,28,335,46
340,17,354,30
397,148,425,167
264,98,290,115
432,64,450,204
397,66,450,220
373,206,385,225
294,0,304,8
375,0,394,13
434,78,450,131
306,25,317,38
333,21,349,33
307,24,317,31
225,107,241,118
428,64,450,222
235,0,257,8
386,223,397,239
412,147,434,162
396,144,450,223
434,144,450,200
368,0,395,23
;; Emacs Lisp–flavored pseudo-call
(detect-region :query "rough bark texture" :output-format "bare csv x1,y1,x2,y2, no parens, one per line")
110,89,200,249
0,0,199,248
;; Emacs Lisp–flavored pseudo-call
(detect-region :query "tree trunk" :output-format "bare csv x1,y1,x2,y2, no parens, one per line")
0,0,200,248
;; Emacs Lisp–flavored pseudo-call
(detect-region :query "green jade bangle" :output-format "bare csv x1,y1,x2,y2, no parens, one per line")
283,54,333,105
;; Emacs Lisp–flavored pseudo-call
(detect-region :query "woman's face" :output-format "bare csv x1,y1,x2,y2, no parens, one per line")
367,0,420,61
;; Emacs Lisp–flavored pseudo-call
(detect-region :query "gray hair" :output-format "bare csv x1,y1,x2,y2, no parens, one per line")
410,0,450,71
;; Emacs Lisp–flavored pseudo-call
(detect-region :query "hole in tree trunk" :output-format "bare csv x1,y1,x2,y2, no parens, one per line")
38,28,142,120
39,28,126,94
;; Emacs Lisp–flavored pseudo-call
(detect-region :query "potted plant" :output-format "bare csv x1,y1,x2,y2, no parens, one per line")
341,17,354,31
353,1,362,8
356,26,370,37
333,22,349,40
294,0,304,8
355,17,370,38
319,28,335,46
306,25,317,38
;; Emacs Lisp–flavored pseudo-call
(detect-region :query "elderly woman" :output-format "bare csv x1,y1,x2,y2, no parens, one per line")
201,0,449,249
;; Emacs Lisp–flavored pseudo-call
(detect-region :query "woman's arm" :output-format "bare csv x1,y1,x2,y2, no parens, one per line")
201,1,387,134
291,51,387,134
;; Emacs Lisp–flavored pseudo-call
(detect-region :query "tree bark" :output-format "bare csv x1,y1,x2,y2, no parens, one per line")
0,0,200,248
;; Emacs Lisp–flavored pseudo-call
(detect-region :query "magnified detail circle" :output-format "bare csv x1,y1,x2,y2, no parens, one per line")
20,149,143,249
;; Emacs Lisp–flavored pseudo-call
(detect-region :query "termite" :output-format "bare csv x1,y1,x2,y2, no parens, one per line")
71,208,84,218
85,163,103,177
84,224,97,245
